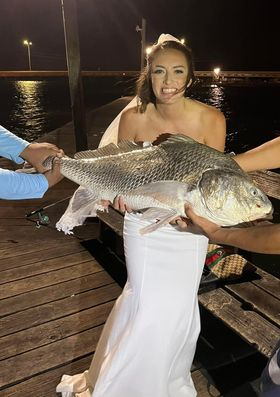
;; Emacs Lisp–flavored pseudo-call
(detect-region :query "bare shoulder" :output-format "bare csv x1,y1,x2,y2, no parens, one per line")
189,99,226,151
118,106,143,140
191,99,225,123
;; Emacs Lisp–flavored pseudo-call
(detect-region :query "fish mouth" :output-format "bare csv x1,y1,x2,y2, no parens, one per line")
246,208,274,224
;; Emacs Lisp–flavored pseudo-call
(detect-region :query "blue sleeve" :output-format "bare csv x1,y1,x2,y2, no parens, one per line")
0,169,49,199
0,125,29,164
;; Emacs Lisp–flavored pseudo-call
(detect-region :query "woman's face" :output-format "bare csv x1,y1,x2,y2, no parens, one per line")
150,48,189,104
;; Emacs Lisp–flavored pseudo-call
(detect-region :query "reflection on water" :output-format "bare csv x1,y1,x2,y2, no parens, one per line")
0,78,72,141
208,84,224,110
11,81,46,140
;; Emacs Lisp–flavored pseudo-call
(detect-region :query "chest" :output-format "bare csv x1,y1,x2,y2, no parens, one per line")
135,116,205,144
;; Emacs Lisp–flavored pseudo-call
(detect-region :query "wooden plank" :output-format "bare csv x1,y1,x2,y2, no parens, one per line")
0,261,102,299
0,225,75,243
0,240,85,271
199,288,279,357
253,268,280,299
0,355,92,397
225,281,280,326
0,271,114,317
0,251,95,284
250,170,280,199
0,283,121,337
0,325,103,388
0,300,114,360
0,238,75,260
97,207,124,236
192,369,221,397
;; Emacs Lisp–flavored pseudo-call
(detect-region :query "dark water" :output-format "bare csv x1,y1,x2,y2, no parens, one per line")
0,77,279,275
0,76,134,141
1,77,280,152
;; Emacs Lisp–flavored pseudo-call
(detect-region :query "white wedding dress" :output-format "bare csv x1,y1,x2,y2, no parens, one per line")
57,213,208,397
56,33,209,397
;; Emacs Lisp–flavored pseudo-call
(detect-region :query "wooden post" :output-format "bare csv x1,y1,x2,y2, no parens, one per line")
136,17,146,71
140,18,146,71
61,0,88,151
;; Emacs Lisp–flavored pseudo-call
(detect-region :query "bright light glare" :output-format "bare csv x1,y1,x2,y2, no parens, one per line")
146,46,152,55
213,67,221,75
180,38,185,44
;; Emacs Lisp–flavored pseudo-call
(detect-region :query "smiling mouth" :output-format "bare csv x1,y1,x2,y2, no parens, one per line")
162,88,177,95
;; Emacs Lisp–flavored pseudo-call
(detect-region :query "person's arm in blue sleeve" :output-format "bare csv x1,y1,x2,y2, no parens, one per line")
0,125,29,164
0,158,62,200
0,169,48,199
0,125,64,172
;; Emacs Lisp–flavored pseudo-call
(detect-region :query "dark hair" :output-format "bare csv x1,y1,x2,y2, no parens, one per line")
136,40,195,112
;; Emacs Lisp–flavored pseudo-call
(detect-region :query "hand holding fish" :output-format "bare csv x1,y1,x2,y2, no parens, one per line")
183,205,220,237
44,157,64,188
20,142,64,173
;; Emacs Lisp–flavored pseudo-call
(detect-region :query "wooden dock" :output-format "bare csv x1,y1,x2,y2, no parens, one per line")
0,171,123,396
0,99,228,396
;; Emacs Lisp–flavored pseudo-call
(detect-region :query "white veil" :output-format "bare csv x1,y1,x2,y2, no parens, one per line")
56,33,182,234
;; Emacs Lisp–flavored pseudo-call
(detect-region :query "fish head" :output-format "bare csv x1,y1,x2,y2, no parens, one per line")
197,169,273,226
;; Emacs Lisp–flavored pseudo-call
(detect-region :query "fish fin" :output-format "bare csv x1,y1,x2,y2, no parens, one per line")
129,181,188,204
74,140,146,159
56,186,105,234
158,134,197,147
139,211,179,235
141,207,175,220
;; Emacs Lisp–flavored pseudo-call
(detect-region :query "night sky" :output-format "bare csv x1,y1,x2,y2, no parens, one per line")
1,0,280,71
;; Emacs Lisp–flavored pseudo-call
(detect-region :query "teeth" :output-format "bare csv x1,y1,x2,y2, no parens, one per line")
162,88,177,94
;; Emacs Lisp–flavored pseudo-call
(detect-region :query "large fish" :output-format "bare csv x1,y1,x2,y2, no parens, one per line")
52,135,272,234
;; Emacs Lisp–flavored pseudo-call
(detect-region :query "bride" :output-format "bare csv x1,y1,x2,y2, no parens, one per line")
56,33,225,397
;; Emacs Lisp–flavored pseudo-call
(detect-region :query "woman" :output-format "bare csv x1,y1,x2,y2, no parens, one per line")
57,34,226,397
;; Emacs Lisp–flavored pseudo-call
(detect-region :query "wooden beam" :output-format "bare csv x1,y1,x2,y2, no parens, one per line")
61,0,88,151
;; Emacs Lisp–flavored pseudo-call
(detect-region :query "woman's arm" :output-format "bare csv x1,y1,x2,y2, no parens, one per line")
234,137,280,172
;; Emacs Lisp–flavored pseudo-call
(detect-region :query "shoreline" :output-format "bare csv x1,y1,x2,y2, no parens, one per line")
0,70,279,81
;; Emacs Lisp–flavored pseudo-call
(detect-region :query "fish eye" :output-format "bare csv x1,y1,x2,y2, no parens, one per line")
250,187,258,196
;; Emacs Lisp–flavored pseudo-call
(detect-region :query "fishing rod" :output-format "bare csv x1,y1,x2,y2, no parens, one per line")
25,196,72,228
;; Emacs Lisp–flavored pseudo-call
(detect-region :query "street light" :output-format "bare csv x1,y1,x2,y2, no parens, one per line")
213,67,221,80
23,39,32,70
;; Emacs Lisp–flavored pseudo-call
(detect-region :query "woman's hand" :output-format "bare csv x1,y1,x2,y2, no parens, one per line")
113,195,132,213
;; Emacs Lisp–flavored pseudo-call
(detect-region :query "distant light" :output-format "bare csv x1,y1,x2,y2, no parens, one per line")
180,38,185,45
213,67,221,76
146,46,152,55
23,40,32,46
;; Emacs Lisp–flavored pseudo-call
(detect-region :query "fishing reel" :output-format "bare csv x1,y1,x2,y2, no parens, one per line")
25,196,71,229
25,208,50,228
